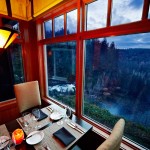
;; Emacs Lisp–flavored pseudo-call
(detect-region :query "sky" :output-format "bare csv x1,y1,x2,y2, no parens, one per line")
45,0,150,49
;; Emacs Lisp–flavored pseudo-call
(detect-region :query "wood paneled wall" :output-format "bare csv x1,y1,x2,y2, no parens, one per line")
0,99,20,125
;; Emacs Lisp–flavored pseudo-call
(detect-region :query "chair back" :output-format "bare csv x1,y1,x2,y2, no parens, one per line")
96,118,125,150
14,81,41,113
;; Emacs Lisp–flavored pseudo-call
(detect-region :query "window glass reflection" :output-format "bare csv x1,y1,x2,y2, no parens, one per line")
44,20,52,38
67,9,77,34
54,15,64,37
86,0,108,30
46,42,76,108
111,0,143,26
84,33,150,149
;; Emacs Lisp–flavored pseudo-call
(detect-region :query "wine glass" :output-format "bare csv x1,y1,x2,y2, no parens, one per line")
32,108,41,129
65,106,72,122
22,112,31,131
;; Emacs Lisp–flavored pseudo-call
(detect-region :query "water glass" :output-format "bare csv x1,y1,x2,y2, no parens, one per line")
65,106,72,122
32,108,41,129
22,112,31,131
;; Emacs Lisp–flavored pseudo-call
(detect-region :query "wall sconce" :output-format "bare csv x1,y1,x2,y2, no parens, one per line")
0,26,19,49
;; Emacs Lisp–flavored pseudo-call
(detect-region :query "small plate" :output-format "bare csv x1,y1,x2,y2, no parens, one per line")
0,136,10,150
50,112,63,120
26,131,44,145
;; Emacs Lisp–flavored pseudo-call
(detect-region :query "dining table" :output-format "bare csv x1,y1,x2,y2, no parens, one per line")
1,103,93,150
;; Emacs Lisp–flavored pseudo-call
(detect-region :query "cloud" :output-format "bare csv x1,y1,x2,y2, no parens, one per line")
111,0,143,25
104,33,150,49
54,15,64,31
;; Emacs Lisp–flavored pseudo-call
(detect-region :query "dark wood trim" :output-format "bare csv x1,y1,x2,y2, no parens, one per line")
107,0,112,27
142,0,150,20
30,0,34,19
6,0,12,17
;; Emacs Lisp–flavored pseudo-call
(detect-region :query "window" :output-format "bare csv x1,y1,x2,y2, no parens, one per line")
111,0,143,26
86,0,108,30
67,9,77,34
0,44,24,102
54,15,64,37
44,20,52,38
83,33,150,149
10,44,24,84
45,42,76,108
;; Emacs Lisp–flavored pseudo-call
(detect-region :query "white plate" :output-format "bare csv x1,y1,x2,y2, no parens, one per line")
0,136,9,150
26,131,44,145
50,112,63,120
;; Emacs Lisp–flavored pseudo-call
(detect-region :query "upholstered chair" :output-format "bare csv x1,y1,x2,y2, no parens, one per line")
14,81,41,113
96,118,125,150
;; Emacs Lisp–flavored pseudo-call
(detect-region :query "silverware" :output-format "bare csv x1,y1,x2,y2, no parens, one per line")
38,122,52,131
46,107,53,113
67,122,84,134
26,132,41,139
70,122,86,133
0,139,11,144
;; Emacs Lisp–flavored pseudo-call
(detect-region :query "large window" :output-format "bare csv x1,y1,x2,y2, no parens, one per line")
10,44,24,84
46,42,76,108
111,0,143,26
86,0,108,30
0,44,24,102
83,33,150,149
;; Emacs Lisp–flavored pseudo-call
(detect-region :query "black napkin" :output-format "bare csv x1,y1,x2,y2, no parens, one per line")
53,127,76,146
32,109,48,121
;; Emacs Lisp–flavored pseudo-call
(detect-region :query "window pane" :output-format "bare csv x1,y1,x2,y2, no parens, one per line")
54,15,64,37
46,42,76,108
111,0,143,26
10,44,25,84
0,44,24,102
84,33,150,149
67,9,77,34
44,20,52,38
86,0,108,30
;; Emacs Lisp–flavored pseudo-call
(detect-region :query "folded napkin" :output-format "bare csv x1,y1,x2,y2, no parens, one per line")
53,127,76,146
32,109,48,121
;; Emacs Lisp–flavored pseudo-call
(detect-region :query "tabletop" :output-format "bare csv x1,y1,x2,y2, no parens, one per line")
3,104,92,150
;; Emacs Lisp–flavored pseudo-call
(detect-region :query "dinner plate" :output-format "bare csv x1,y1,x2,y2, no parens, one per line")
50,112,63,120
0,136,10,150
26,131,44,145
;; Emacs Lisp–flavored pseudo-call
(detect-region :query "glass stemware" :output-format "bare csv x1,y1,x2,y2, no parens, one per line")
65,106,72,122
32,108,41,129
22,112,31,131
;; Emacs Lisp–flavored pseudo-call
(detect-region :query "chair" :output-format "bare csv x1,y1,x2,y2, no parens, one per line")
14,81,41,113
96,118,125,150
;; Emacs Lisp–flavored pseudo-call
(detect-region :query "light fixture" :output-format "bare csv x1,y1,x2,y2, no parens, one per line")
0,25,19,49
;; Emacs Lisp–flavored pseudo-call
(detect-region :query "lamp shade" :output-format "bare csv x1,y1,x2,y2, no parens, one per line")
0,26,19,49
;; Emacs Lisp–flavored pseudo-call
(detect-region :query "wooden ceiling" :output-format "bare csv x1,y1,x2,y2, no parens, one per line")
0,0,64,21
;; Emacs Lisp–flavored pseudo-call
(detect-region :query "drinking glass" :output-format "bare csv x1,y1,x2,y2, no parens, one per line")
22,112,31,131
65,106,72,122
32,108,41,129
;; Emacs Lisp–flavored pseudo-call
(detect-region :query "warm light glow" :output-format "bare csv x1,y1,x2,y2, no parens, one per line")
0,29,11,48
4,33,18,48
12,129,24,145
0,27,19,49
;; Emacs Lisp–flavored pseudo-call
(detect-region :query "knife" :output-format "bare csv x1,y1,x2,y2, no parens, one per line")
26,131,42,139
67,122,84,134
46,107,53,113
70,122,86,133
38,122,52,131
